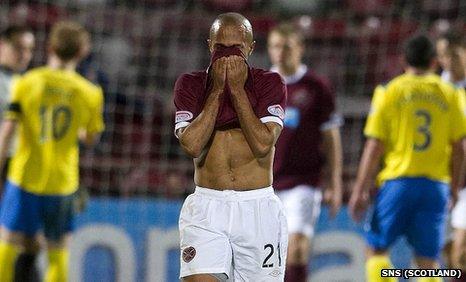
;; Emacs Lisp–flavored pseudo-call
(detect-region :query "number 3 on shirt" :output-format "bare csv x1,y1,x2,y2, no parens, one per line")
40,105,72,142
414,110,431,151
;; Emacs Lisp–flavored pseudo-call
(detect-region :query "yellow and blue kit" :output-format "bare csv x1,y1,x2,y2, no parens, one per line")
364,73,466,258
0,66,104,239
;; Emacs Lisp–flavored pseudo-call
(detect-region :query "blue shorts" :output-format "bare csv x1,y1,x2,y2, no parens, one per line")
366,177,449,259
0,181,75,241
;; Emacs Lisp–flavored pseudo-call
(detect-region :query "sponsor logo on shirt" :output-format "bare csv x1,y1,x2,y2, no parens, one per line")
175,111,193,123
267,105,285,120
182,246,196,263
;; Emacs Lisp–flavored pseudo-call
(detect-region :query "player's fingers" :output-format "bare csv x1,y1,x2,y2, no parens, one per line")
212,58,223,73
349,197,363,222
332,198,342,218
352,204,363,222
348,200,356,220
221,58,227,76
224,57,230,69
220,57,228,71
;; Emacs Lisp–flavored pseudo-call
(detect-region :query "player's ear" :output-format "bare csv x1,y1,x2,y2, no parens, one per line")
429,57,438,71
248,40,256,56
400,56,408,70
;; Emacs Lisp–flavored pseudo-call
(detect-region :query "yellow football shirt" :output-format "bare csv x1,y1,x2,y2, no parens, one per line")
365,73,466,186
4,66,104,195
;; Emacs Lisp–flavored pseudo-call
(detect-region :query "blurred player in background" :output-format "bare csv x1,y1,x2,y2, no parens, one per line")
437,30,466,281
175,12,288,281
0,25,35,180
0,25,34,110
0,25,39,282
267,23,343,282
0,21,104,282
437,31,466,88
349,35,466,282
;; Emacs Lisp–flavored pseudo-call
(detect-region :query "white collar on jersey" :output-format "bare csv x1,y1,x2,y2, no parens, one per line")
270,64,307,85
441,70,466,88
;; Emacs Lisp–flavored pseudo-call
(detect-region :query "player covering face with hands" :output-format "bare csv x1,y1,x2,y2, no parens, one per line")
174,12,288,282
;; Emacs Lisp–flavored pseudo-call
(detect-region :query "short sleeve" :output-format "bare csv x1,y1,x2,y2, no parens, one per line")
255,72,287,127
86,87,105,134
364,85,389,141
4,77,25,121
450,87,466,142
317,79,343,131
173,74,198,136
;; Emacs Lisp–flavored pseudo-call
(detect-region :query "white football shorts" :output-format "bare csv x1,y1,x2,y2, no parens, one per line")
276,185,322,239
179,186,288,281
452,188,466,230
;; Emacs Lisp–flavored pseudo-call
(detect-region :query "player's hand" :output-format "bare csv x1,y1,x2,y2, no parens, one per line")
324,184,342,218
448,46,466,82
226,56,248,91
73,186,90,213
212,57,227,93
449,186,459,211
348,187,369,222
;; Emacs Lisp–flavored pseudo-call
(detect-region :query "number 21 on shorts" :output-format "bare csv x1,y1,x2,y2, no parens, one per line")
262,243,282,268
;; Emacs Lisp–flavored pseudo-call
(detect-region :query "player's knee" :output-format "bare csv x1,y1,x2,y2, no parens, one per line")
452,230,466,269
0,227,28,247
415,256,438,269
287,234,310,265
457,248,466,270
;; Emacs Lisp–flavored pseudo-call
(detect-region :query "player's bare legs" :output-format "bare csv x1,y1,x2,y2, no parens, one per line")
285,233,310,280
414,256,439,269
451,229,466,280
287,234,310,265
14,234,41,282
0,227,40,282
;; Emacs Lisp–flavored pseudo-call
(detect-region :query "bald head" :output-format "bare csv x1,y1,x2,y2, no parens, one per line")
208,13,255,58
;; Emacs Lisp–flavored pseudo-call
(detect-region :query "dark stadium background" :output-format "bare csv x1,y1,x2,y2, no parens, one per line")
1,0,465,281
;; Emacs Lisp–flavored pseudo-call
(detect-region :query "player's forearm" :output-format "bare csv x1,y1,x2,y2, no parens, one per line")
0,120,17,173
230,89,276,158
323,128,343,190
353,138,384,194
178,91,221,158
451,138,466,193
79,130,101,146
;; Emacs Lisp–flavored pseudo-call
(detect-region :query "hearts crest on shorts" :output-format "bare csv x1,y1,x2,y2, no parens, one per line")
182,246,196,263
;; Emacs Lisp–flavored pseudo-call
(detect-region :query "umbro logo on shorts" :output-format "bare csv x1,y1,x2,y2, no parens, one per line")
268,268,282,277
182,246,196,263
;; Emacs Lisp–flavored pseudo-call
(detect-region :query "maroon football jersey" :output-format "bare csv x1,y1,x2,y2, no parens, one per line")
273,65,342,190
174,47,287,133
